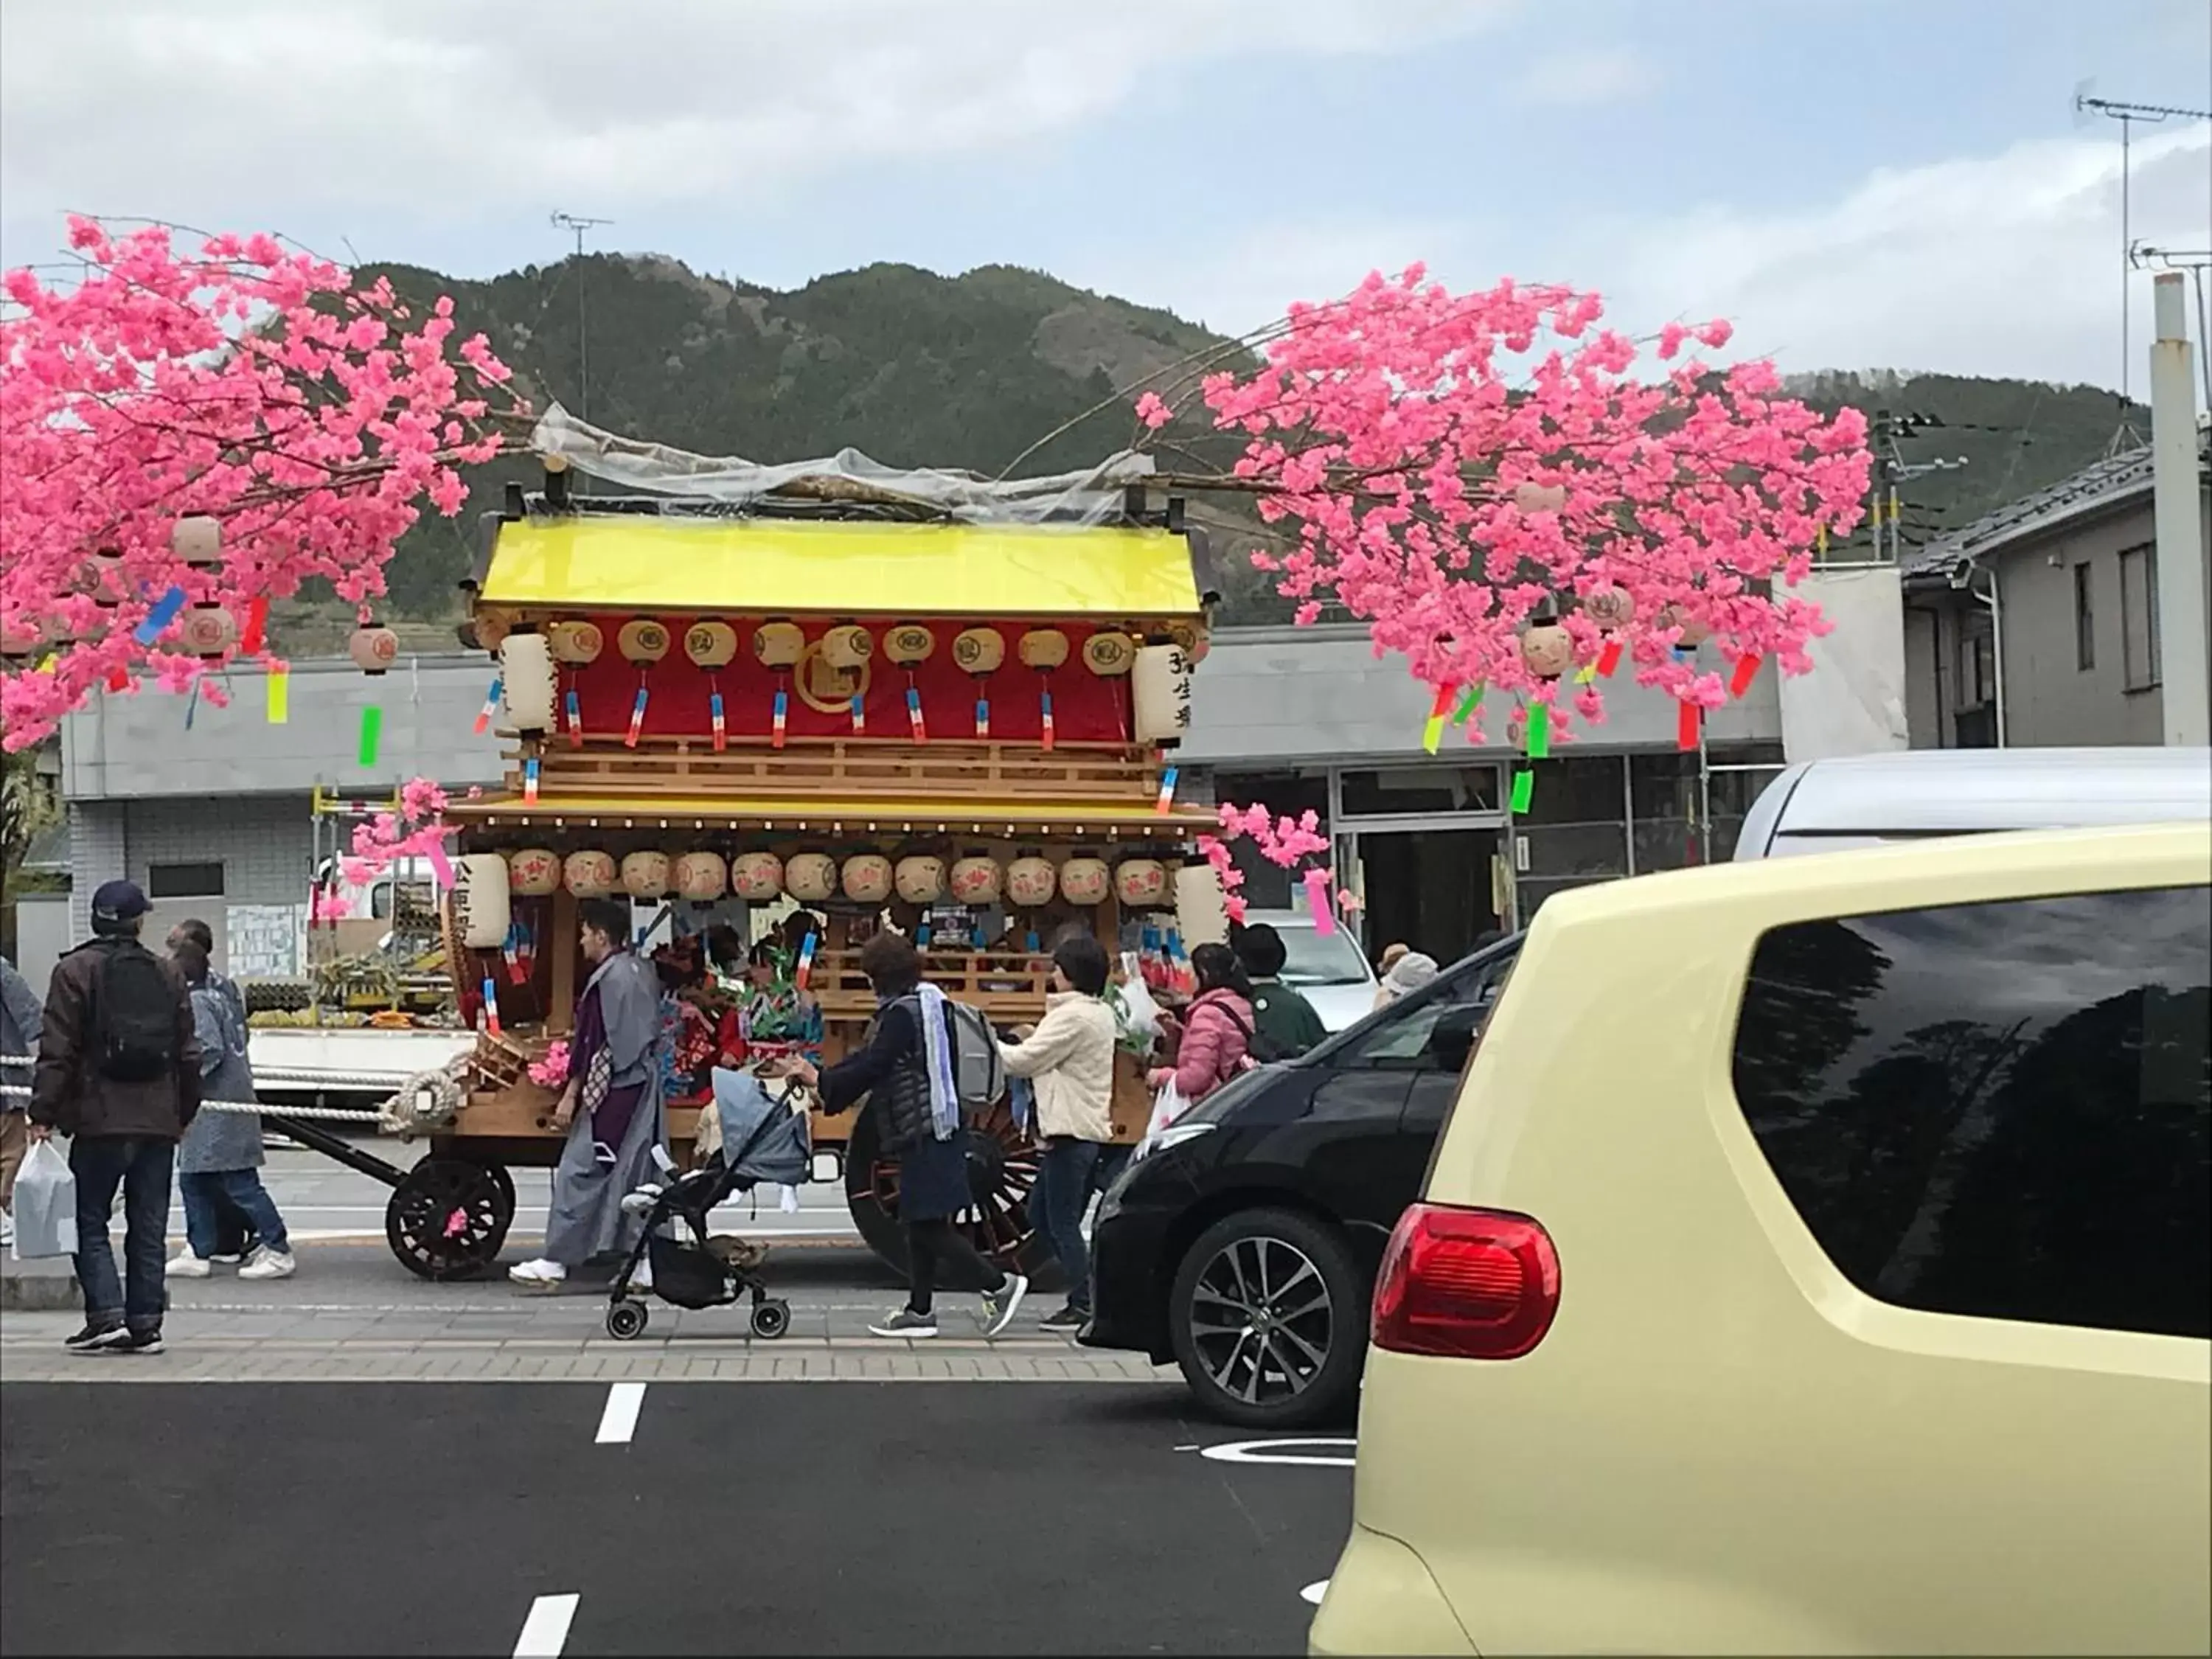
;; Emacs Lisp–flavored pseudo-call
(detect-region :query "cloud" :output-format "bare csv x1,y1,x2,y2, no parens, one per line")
1511,49,1657,108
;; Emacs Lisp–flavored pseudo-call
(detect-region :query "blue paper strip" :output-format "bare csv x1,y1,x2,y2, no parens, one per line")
134,585,187,646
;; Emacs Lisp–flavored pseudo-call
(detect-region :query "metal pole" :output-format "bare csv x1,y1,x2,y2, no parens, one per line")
2121,115,2132,404
2149,272,2209,745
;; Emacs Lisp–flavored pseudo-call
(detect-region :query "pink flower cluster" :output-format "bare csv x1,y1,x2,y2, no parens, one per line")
1200,805,1339,925
1,218,527,750
340,777,452,890
1143,267,1871,738
527,1041,571,1090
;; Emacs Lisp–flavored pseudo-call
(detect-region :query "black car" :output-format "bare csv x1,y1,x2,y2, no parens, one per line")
1081,933,1523,1428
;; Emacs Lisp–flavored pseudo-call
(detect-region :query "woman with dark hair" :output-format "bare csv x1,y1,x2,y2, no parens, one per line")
775,930,1026,1339
1147,942,1255,1104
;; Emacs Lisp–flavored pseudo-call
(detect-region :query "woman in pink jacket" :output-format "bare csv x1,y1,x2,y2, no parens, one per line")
1148,943,1256,1103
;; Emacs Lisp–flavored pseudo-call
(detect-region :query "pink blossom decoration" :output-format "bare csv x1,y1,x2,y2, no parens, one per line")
528,1041,571,1089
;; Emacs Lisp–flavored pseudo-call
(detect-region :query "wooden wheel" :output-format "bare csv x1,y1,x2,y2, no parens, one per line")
843,1099,1057,1290
386,1157,515,1281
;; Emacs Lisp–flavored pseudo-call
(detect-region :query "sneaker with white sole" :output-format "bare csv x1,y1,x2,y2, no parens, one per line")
166,1250,212,1279
867,1308,939,1339
508,1257,567,1288
237,1247,296,1281
978,1273,1029,1338
63,1322,129,1352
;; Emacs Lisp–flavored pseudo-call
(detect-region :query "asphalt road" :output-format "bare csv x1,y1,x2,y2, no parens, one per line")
0,1382,1346,1655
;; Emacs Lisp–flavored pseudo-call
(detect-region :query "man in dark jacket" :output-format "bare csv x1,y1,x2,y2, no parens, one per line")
1234,923,1329,1060
29,880,202,1355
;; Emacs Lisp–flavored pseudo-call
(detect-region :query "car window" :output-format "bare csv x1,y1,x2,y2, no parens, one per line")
1274,925,1373,987
1339,952,1516,1072
1731,884,2210,1341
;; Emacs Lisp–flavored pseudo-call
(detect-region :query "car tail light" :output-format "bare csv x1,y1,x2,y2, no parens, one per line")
1371,1203,1559,1359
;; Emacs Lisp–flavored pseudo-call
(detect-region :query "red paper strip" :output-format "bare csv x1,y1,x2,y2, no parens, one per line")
240,596,269,655
1677,700,1702,751
1729,653,1762,698
1597,639,1624,678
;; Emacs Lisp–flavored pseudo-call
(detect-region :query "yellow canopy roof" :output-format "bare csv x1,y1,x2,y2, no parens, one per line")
479,516,1203,619
448,791,1215,836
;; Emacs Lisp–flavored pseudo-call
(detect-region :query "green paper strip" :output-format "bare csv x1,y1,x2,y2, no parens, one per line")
1525,710,1551,761
1510,770,1534,813
357,703,383,768
1450,683,1484,724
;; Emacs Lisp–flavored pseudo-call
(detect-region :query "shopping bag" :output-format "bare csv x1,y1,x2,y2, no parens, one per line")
10,1138,77,1260
1135,1078,1192,1159
1108,956,1164,1056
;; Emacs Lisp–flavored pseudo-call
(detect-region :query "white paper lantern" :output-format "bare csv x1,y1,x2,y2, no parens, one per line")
1132,643,1194,745
731,851,785,901
1114,858,1169,908
786,852,838,904
949,855,1002,905
894,855,946,904
454,854,512,948
1006,856,1057,909
171,515,223,568
1059,857,1110,906
674,851,728,901
508,847,562,896
498,633,557,733
563,849,617,897
1520,623,1573,681
621,849,670,899
841,852,894,903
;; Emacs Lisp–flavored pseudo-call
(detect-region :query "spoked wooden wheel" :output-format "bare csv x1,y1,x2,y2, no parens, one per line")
844,1100,1054,1290
386,1158,515,1281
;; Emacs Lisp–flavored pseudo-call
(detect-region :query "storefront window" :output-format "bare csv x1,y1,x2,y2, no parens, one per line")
1630,744,1784,869
1338,765,1500,818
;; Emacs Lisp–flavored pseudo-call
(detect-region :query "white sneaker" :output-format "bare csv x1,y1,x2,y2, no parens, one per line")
508,1257,567,1287
166,1250,212,1279
238,1247,296,1281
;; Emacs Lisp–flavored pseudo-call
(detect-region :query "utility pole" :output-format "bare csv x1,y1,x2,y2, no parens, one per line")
2148,271,2208,747
549,212,613,425
2074,93,2212,408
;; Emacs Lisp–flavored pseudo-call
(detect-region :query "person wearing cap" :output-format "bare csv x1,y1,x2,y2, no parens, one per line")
1374,950,1441,1009
28,880,202,1357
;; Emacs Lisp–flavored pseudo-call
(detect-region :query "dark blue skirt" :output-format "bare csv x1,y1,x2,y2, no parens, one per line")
897,1132,970,1223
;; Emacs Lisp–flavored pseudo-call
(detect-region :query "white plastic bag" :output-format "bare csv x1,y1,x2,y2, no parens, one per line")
1109,954,1163,1054
10,1138,77,1261
1135,1078,1191,1159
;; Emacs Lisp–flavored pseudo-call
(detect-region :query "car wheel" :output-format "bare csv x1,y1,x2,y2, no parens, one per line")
1168,1206,1366,1430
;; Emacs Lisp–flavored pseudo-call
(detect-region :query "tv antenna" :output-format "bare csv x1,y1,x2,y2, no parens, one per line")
2073,88,2211,406
550,212,614,424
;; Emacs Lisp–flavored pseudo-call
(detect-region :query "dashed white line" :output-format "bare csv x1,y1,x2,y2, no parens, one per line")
594,1382,647,1444
512,1593,579,1656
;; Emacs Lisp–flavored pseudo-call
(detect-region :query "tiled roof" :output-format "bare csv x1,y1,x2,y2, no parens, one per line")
1901,445,2155,585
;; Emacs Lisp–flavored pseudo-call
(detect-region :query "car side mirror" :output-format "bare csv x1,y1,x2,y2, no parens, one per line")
1425,1006,1483,1074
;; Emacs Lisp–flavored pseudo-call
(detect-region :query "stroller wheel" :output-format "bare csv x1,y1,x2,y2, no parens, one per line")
750,1298,792,1340
605,1300,650,1341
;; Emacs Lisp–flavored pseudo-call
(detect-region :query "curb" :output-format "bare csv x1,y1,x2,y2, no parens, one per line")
1,1265,81,1312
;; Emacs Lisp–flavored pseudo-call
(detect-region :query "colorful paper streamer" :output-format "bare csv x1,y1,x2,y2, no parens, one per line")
425,840,455,889
1421,683,1455,754
479,975,502,1037
1729,653,1763,698
771,686,789,749
1596,639,1624,678
134,585,187,646
563,686,584,748
709,686,726,752
1509,770,1534,813
624,683,650,748
240,596,269,656
849,692,867,735
1304,867,1337,936
1450,683,1484,726
473,675,502,736
1676,700,1701,752
973,695,990,738
1039,685,1055,751
522,754,541,804
794,933,817,990
265,667,289,723
906,685,927,742
107,664,132,693
1525,708,1551,761
357,704,383,768
1154,765,1180,815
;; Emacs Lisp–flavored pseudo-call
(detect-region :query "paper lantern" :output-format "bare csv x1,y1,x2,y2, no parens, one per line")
1582,585,1635,630
562,849,617,897
1114,858,1169,908
1659,604,1714,648
841,852,893,903
1512,482,1568,514
1520,623,1573,681
548,620,604,664
180,603,237,661
884,625,935,665
1082,631,1135,676
171,515,223,568
754,621,805,669
621,850,670,899
1018,629,1069,670
731,851,785,902
951,627,1005,675
821,625,874,672
498,632,557,732
894,855,946,904
1006,856,1057,909
1132,643,1193,744
0,619,42,662
684,620,739,669
89,552,125,608
618,619,671,664
673,851,728,902
1059,857,1110,906
349,621,399,676
949,855,1002,905
454,854,512,948
508,848,562,896
786,852,838,904
1175,863,1230,949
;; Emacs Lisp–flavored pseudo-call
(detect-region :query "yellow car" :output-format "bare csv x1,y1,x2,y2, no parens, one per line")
1314,821,2211,1657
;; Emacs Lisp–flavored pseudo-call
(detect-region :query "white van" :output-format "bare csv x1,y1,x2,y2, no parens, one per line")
1735,746,2212,860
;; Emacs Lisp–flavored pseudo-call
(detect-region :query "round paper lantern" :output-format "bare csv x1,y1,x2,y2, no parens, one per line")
822,625,874,671
949,855,1002,905
684,620,739,669
453,854,512,949
1520,622,1573,681
498,632,557,732
841,852,893,903
1082,631,1135,676
895,855,946,904
473,612,512,653
548,620,604,664
181,603,237,661
349,621,399,676
1018,628,1069,670
951,627,1005,675
1114,858,1169,908
1582,584,1635,630
1512,481,1568,514
171,515,223,568
673,851,727,902
563,849,618,897
884,625,935,665
89,551,125,608
1659,604,1714,648
731,851,785,902
754,621,804,669
785,852,838,904
1058,857,1110,907
1006,856,1057,909
0,619,42,662
618,618,671,664
621,849,670,899
508,848,562,896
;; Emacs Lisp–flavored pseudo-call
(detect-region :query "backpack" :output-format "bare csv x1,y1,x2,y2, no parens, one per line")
1239,992,1304,1065
89,939,179,1083
941,997,1006,1121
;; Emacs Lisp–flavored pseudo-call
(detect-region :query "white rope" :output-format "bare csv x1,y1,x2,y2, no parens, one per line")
0,1080,386,1123
0,1054,27,1068
6,1052,455,1089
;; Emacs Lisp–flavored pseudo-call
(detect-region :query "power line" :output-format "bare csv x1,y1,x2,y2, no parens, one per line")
549,212,614,425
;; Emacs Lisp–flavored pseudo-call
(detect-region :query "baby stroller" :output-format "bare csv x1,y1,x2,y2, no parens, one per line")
605,1065,813,1341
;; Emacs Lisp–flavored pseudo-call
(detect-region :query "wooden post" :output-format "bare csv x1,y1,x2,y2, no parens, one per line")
548,886,577,1034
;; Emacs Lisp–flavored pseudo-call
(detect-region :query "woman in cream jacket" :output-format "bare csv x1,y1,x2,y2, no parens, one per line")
998,934,1119,1332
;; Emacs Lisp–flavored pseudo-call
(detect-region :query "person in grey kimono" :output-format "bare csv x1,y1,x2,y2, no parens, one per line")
164,918,257,1262
166,939,294,1280
509,898,667,1290
1,952,44,1250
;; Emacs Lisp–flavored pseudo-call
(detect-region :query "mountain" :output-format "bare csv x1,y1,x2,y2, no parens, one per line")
284,256,2151,644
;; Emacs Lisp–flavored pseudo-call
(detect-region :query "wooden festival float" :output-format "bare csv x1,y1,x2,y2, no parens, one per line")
382,451,1225,1282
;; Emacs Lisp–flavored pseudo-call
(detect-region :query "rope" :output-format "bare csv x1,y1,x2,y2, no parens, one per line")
7,1051,457,1089
0,1080,386,1124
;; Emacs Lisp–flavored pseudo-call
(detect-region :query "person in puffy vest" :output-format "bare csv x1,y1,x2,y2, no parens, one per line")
776,929,1028,1341
28,880,201,1357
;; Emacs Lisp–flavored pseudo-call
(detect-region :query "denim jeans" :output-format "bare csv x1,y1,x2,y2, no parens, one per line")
181,1169,288,1259
1031,1137,1101,1312
72,1135,175,1333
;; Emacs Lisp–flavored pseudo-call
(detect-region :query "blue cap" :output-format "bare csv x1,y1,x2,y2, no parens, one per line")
91,880,150,926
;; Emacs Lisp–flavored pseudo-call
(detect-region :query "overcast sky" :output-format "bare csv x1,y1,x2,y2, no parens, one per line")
3,0,2208,398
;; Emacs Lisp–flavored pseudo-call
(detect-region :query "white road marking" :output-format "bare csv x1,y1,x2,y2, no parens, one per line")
1196,1436,1357,1467
1301,1579,1329,1605
594,1382,647,1444
512,1593,579,1657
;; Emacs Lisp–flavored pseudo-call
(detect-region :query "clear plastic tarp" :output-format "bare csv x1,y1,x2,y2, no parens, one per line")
529,403,1156,526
